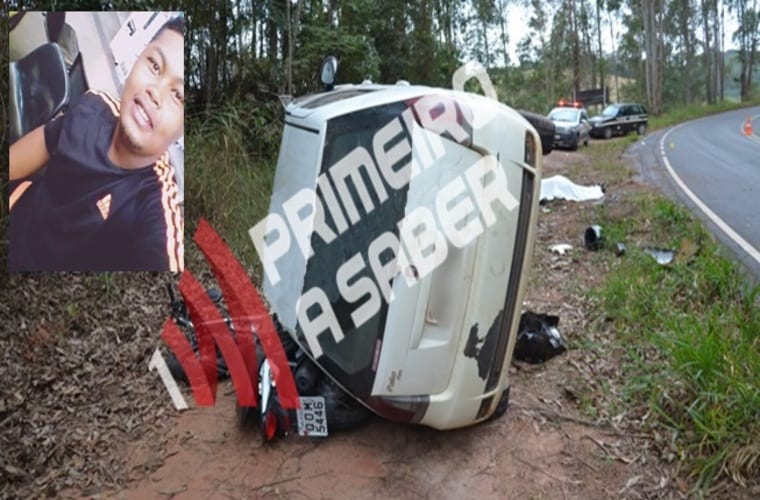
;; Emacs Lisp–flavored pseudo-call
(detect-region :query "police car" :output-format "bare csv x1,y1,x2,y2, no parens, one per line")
589,102,648,139
252,57,551,431
547,101,591,150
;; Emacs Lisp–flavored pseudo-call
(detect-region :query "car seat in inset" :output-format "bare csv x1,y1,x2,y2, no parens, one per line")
9,42,71,144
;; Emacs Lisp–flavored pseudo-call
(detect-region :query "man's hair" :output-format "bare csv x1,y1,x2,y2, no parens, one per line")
151,14,184,43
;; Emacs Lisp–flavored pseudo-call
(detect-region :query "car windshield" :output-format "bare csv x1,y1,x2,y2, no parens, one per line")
601,105,620,117
548,108,579,122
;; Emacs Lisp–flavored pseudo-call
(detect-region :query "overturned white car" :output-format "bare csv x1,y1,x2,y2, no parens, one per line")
250,60,551,432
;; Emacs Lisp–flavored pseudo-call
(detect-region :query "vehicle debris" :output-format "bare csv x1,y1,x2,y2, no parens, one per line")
540,175,604,202
513,311,567,364
615,242,627,256
584,225,603,250
644,247,675,265
550,244,573,255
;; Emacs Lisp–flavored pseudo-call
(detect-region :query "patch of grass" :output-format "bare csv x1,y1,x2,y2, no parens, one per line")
184,100,281,275
650,98,760,132
567,137,636,186
585,128,760,489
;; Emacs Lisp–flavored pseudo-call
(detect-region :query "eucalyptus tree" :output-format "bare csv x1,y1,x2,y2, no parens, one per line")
730,0,760,100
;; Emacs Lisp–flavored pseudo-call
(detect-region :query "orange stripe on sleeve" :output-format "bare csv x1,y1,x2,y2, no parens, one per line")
91,90,120,117
153,158,184,272
9,181,33,212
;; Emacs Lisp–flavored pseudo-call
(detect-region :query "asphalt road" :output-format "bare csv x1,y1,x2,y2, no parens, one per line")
630,106,760,279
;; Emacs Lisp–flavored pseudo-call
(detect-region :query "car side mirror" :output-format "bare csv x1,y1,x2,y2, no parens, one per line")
319,55,339,91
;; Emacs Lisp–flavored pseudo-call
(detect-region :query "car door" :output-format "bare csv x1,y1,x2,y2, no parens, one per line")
617,105,629,132
580,110,591,140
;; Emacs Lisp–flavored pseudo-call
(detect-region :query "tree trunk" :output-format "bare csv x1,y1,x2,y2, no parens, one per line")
701,0,713,104
713,1,721,101
286,0,292,94
608,10,619,102
498,0,509,66
641,0,663,114
268,0,278,62
596,0,604,96
680,0,692,104
737,0,759,101
570,0,581,96
482,17,490,68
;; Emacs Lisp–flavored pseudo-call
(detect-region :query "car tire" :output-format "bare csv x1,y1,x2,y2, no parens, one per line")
637,123,647,135
490,387,510,420
319,376,374,430
571,136,579,151
603,127,612,140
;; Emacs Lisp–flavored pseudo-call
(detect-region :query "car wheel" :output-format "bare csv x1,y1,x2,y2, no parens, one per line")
637,123,647,135
571,135,579,151
490,387,510,420
319,377,374,430
603,127,612,140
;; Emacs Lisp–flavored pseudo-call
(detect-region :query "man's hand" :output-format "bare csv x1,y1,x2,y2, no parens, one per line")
10,125,50,181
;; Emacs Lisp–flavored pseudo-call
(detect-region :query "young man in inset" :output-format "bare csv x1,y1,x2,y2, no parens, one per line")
9,15,185,272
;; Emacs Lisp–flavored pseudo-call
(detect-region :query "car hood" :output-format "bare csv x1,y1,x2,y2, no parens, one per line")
589,116,612,125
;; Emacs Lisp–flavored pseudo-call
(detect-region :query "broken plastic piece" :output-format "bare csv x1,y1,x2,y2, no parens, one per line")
540,175,604,202
550,243,573,256
615,242,627,256
644,247,674,265
584,225,603,250
513,312,567,364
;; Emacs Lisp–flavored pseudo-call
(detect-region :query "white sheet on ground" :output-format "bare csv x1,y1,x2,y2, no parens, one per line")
540,175,604,202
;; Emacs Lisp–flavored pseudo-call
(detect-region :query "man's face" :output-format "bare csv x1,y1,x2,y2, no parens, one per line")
118,29,184,159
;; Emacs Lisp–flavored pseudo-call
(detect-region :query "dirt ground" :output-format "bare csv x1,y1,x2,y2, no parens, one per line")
3,140,723,499
105,144,682,500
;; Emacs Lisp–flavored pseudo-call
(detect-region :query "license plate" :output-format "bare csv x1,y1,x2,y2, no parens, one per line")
297,396,328,437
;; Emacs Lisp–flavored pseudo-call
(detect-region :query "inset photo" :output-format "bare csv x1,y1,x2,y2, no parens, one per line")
8,11,185,272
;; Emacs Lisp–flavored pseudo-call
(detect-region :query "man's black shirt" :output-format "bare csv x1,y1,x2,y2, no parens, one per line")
9,90,183,272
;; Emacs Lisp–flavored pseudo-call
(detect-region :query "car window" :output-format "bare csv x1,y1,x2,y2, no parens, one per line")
548,108,579,122
581,110,589,121
601,105,619,118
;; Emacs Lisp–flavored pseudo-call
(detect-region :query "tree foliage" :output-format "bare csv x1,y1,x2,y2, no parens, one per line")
4,0,759,130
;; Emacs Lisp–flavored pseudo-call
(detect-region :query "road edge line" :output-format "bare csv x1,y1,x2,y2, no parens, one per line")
659,123,760,266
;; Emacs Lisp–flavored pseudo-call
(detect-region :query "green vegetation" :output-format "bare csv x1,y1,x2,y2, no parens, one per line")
594,195,759,488
184,102,280,274
584,107,760,490
649,98,760,131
